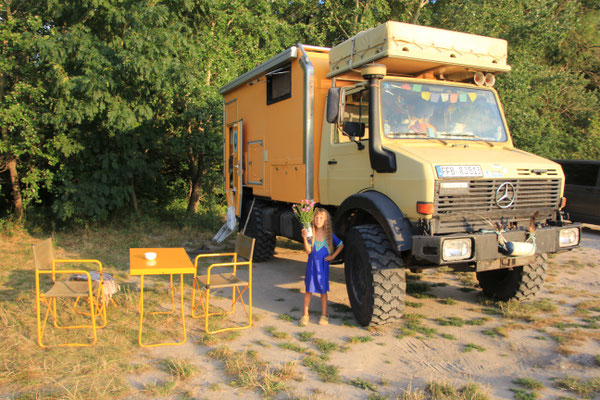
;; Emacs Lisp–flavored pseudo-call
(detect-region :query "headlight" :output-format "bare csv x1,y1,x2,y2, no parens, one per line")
442,238,472,261
559,228,579,247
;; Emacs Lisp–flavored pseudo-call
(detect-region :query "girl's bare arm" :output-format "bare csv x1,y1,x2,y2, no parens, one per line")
302,229,312,254
324,243,344,261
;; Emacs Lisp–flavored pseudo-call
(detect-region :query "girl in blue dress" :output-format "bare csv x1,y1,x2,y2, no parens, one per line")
300,208,344,326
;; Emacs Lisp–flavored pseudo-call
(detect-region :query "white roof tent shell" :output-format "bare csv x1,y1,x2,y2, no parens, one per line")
327,21,511,79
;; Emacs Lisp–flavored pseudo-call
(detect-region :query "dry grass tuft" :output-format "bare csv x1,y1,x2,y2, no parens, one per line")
208,345,299,396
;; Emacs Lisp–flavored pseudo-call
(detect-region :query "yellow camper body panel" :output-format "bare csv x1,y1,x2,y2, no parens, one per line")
222,48,332,208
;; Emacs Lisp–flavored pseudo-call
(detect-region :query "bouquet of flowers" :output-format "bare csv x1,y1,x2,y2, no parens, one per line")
292,199,317,238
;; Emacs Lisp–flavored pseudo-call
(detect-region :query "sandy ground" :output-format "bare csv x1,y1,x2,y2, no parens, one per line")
126,230,600,399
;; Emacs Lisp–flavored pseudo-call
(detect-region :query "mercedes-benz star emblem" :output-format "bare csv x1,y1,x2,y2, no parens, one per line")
495,182,516,209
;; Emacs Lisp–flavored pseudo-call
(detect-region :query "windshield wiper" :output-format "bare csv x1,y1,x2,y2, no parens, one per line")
389,132,448,145
440,132,494,147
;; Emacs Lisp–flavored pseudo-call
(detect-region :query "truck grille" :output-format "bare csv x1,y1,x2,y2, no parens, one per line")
433,179,561,234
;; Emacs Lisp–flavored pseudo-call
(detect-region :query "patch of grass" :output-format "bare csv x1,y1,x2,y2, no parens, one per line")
534,335,547,341
313,338,340,355
457,272,477,287
441,297,457,305
405,301,424,308
510,388,539,400
550,329,600,354
554,376,600,399
481,307,503,316
440,333,456,340
348,335,373,344
160,358,198,381
463,343,486,352
208,345,299,396
407,281,431,295
459,287,477,293
397,316,438,339
298,331,315,342
278,313,295,322
303,354,340,383
595,355,600,366
278,342,308,353
513,377,544,390
480,325,509,338
552,321,580,330
436,316,483,327
348,377,378,391
431,282,448,287
264,325,289,339
143,380,176,396
287,288,301,293
497,298,558,321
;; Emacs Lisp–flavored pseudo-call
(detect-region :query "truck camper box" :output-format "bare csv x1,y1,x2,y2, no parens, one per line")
328,21,511,78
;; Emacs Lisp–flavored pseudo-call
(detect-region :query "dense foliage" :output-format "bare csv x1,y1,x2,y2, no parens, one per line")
1,0,599,224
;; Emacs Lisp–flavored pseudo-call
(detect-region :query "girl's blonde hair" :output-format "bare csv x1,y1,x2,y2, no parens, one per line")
312,208,334,254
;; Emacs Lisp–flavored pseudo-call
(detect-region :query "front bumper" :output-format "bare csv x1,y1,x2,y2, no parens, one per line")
411,224,581,271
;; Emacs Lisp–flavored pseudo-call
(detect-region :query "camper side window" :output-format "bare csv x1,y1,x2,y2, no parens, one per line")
267,64,292,105
336,89,369,144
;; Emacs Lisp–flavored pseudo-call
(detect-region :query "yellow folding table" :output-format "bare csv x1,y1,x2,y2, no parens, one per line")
129,248,195,347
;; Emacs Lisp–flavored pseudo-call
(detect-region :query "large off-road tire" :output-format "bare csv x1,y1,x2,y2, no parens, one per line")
344,224,406,326
476,254,548,301
243,200,276,262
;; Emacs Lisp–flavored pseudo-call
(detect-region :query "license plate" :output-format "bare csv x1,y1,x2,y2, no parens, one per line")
436,165,482,178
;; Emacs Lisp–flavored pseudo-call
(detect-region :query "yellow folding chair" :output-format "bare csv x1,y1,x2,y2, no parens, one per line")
191,234,255,334
34,238,108,347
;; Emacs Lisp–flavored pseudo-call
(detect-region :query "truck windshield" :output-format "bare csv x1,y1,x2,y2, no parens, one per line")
381,81,508,142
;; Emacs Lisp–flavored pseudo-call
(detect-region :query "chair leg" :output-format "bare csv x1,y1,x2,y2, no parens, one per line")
205,285,252,335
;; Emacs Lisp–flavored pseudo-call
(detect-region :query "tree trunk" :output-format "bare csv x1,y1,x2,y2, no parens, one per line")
411,0,429,25
7,157,23,222
0,68,23,221
185,148,204,218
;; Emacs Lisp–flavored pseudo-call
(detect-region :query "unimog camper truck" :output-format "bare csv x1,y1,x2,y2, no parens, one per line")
219,22,581,326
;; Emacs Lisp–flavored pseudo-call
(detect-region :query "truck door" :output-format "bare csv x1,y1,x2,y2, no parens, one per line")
226,120,243,216
324,86,373,205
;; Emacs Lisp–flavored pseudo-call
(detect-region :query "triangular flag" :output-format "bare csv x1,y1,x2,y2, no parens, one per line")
401,83,412,90
468,93,477,102
441,93,449,102
450,93,458,103
431,93,441,103
412,84,422,92
459,93,467,102
421,92,431,101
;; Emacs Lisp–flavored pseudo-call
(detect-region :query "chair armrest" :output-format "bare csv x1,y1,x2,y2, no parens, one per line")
203,261,251,284
194,253,237,267
53,259,103,282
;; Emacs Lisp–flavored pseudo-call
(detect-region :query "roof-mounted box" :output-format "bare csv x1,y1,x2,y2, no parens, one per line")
328,21,511,78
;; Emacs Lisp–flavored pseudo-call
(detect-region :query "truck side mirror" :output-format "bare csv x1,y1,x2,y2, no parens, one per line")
342,121,365,138
326,87,342,123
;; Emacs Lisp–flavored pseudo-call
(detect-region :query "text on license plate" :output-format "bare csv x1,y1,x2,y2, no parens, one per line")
436,165,482,178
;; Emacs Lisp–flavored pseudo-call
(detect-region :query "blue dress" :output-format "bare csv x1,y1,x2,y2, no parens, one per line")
305,234,342,294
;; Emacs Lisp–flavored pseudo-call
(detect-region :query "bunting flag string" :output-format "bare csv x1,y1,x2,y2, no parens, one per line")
396,83,479,103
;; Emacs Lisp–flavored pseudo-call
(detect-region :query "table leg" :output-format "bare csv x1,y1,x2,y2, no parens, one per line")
138,274,188,347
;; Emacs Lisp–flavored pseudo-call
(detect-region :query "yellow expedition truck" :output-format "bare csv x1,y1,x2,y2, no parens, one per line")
218,22,581,326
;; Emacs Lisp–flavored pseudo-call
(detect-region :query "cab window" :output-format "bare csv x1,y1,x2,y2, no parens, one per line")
335,89,369,144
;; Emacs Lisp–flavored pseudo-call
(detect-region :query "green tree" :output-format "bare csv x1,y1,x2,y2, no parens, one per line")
0,0,51,221
429,0,600,159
